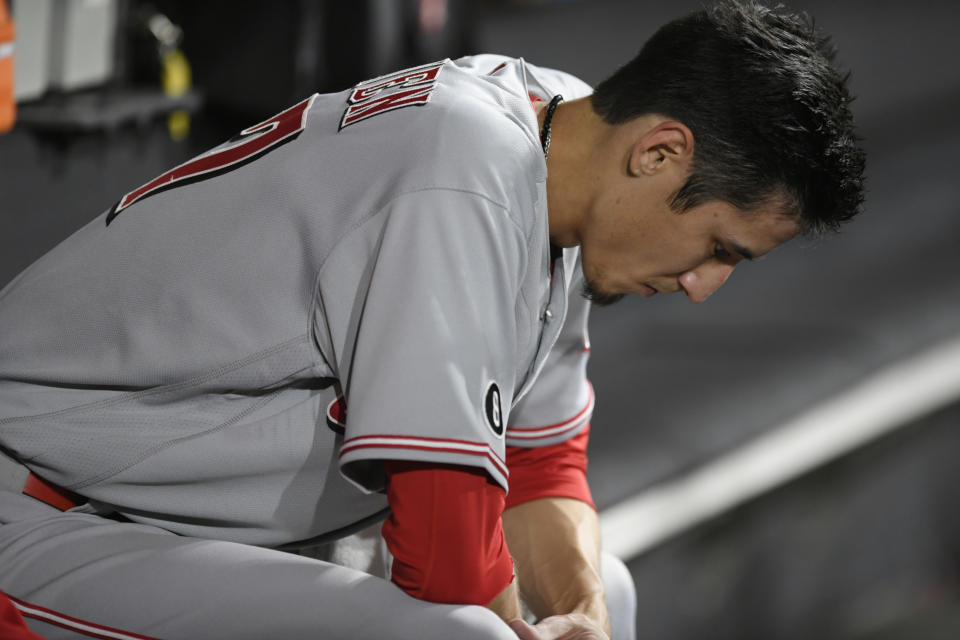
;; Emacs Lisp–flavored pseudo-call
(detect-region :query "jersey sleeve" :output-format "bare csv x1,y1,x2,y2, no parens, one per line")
506,256,593,448
336,189,526,493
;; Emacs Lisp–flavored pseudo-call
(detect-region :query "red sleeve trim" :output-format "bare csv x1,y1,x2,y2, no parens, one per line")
505,383,594,441
382,462,515,606
340,434,509,487
504,423,595,511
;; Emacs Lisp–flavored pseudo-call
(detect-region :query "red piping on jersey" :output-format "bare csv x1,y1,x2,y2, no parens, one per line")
340,434,508,479
342,442,507,479
111,95,317,219
505,382,594,441
6,593,160,640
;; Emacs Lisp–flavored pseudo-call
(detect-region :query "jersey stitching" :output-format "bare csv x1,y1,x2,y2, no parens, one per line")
513,190,544,370
0,334,313,423
317,186,526,271
308,186,530,374
67,382,289,490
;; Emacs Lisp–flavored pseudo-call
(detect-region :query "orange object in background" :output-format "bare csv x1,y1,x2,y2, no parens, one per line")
0,0,14,133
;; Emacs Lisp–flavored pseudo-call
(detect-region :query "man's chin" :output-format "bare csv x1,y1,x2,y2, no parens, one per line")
580,280,625,307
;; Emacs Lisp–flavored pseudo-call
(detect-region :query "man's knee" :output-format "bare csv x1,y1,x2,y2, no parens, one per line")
436,603,519,640
602,551,637,640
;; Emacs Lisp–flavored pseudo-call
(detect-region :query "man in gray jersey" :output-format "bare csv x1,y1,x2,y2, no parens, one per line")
0,2,864,639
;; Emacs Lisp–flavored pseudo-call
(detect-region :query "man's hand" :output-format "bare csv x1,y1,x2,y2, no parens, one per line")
508,614,610,640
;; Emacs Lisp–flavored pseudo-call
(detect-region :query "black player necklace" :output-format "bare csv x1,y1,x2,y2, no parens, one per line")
540,94,564,159
541,95,565,275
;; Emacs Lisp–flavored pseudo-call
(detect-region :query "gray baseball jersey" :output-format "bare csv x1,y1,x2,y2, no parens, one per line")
0,55,594,548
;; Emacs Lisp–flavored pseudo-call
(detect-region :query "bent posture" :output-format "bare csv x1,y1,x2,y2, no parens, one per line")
0,2,863,638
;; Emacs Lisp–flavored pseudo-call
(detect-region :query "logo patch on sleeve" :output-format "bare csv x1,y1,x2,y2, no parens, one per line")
484,382,504,437
339,60,444,130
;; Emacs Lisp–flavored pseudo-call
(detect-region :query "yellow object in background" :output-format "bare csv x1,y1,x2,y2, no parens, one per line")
0,0,15,134
161,48,191,141
161,48,190,96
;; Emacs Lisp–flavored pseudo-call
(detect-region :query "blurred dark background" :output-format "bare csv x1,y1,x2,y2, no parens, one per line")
2,1,960,638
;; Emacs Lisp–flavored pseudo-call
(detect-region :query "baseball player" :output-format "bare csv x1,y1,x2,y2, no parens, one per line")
0,2,864,639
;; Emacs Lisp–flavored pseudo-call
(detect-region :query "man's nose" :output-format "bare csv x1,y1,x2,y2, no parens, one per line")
678,263,735,303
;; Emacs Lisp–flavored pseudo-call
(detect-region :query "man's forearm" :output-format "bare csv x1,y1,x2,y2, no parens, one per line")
487,577,524,624
501,497,610,636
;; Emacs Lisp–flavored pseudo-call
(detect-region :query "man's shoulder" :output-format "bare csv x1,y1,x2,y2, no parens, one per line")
431,55,544,163
433,55,591,152
309,55,588,235
450,54,592,101
346,56,547,227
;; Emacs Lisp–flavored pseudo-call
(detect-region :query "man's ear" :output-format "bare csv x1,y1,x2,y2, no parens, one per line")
627,120,694,177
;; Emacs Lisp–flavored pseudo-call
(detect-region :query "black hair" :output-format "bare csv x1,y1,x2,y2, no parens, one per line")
591,0,865,234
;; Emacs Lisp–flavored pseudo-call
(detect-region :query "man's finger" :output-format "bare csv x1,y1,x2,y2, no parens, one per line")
508,618,543,640
532,614,609,640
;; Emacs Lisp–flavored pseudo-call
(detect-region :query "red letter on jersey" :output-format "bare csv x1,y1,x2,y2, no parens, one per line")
107,95,317,224
339,61,443,130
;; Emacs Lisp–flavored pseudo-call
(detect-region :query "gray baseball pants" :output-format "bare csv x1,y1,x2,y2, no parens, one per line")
0,491,636,639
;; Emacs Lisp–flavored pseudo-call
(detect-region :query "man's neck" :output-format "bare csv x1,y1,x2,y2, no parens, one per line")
537,97,609,249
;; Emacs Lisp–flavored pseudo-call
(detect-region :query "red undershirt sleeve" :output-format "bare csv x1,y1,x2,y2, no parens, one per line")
0,592,48,640
381,426,593,604
504,423,596,510
382,461,515,606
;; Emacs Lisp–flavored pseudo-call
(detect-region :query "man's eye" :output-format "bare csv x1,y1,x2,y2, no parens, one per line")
714,244,731,260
